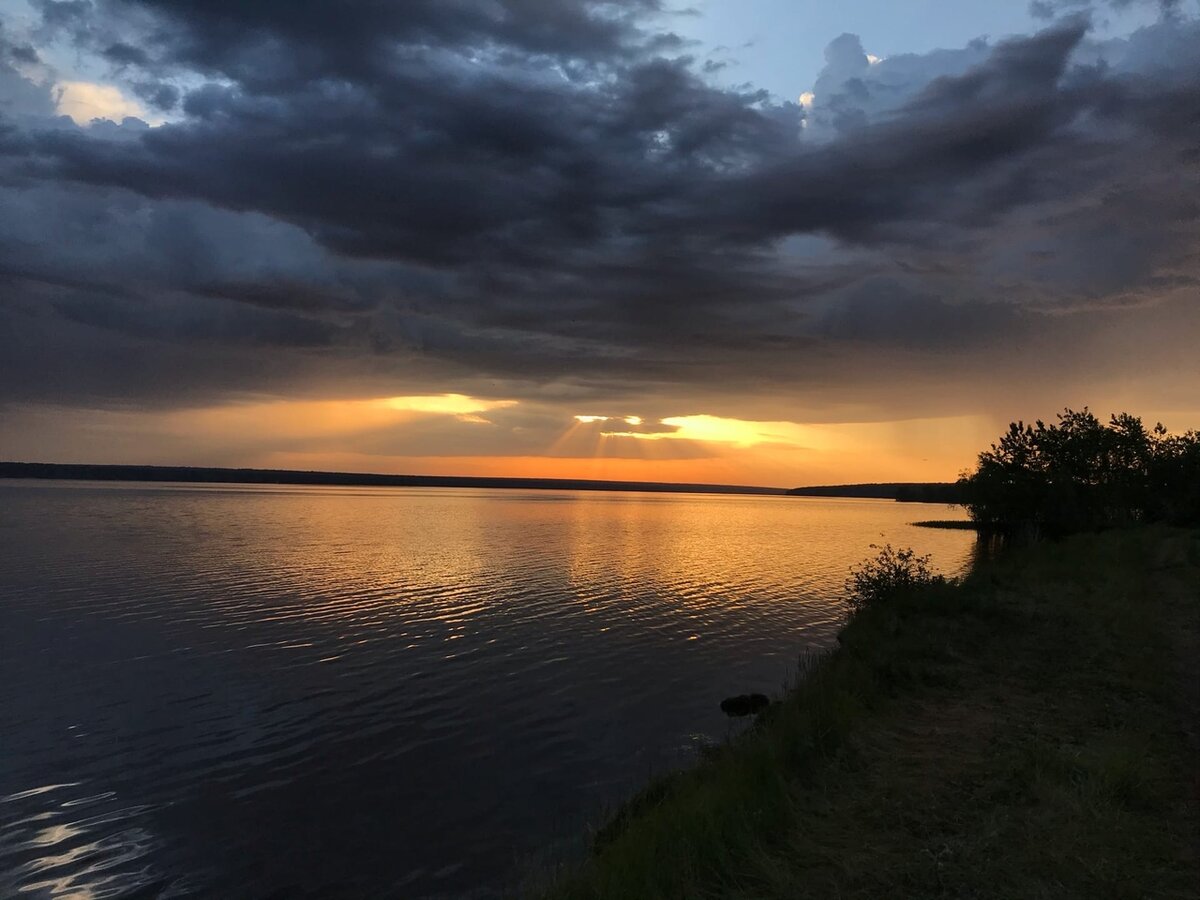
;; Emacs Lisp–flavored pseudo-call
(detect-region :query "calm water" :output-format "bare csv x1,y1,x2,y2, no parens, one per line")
0,481,977,899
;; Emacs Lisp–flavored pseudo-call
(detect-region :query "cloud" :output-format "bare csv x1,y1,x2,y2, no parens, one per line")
53,80,155,125
0,0,1197,448
1029,0,1182,20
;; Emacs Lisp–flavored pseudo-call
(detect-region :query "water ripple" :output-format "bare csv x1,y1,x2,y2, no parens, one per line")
1,483,976,898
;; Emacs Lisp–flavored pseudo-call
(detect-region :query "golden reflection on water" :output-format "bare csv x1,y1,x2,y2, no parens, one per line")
80,484,980,634
0,482,978,898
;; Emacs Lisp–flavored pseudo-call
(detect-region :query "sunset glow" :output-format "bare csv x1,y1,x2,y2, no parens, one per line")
55,80,157,125
0,1,1196,487
384,395,517,415
4,2,1199,897
1,396,1024,487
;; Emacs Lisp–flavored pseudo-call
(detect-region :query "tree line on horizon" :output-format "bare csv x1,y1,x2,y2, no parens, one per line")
961,408,1200,537
785,482,964,502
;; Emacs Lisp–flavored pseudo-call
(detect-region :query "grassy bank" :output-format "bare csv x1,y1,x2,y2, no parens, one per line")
531,528,1199,899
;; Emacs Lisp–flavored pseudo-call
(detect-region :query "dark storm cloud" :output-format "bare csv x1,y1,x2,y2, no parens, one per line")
100,41,147,66
812,280,1028,351
1,1,1199,418
33,0,673,86
49,289,343,347
1029,0,1183,19
129,80,178,110
7,42,39,65
28,56,795,268
0,22,54,117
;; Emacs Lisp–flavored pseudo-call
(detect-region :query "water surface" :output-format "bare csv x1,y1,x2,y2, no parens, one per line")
0,482,977,898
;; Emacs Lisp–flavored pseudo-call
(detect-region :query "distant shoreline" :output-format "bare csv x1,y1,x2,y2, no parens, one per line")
788,482,965,503
0,462,970,502
0,461,788,497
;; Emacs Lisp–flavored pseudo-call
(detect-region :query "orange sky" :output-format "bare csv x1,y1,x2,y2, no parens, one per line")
4,10,1200,489
7,391,1196,488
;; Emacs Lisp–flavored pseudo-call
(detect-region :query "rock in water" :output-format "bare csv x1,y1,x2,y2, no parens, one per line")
720,693,770,717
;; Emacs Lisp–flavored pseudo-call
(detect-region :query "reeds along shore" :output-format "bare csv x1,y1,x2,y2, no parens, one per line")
530,527,1200,899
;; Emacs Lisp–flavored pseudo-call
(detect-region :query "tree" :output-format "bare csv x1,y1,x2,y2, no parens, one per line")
962,408,1199,535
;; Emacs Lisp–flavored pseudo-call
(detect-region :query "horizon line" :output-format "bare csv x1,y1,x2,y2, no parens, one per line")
0,460,794,496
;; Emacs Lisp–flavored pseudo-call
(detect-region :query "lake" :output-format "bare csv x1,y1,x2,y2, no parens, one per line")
0,481,978,898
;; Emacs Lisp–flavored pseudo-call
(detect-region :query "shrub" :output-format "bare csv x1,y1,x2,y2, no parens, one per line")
845,544,943,613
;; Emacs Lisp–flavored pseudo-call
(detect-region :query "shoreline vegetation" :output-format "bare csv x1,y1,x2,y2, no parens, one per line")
529,527,1199,899
530,410,1200,899
787,482,965,503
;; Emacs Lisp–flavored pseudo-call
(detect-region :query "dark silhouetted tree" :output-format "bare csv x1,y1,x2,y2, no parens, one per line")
963,408,1200,536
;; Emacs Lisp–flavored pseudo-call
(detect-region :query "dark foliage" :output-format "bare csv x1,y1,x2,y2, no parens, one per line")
844,544,945,612
963,408,1200,536
787,482,966,503
893,483,967,504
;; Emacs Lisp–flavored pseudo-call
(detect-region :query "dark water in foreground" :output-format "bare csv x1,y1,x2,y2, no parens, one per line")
0,482,977,898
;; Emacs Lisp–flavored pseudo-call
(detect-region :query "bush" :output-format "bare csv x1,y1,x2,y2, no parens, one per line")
845,544,943,613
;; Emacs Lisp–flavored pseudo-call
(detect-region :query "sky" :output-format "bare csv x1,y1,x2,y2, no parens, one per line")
0,0,1198,488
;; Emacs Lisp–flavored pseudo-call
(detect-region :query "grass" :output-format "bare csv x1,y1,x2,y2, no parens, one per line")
528,527,1199,899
